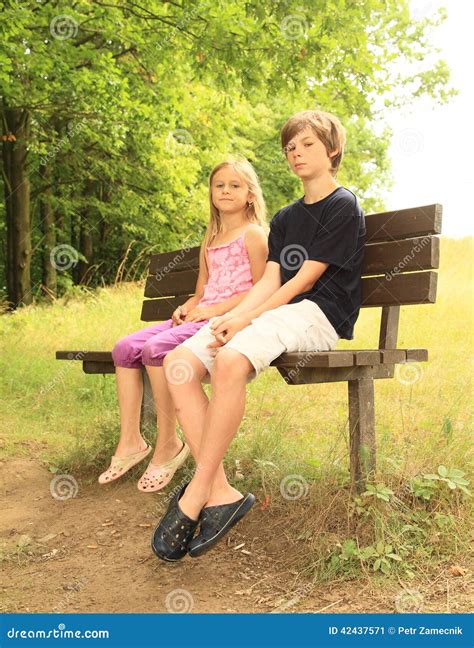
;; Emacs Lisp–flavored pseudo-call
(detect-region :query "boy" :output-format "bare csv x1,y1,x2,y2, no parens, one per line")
152,110,366,561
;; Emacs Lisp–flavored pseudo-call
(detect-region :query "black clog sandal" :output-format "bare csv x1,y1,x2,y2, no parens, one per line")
151,482,200,562
187,492,255,558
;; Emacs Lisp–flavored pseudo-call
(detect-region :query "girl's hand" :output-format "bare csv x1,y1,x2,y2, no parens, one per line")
171,305,187,327
207,315,252,348
185,304,218,323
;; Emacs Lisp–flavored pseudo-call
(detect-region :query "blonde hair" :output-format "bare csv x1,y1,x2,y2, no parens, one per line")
280,110,346,176
203,157,269,251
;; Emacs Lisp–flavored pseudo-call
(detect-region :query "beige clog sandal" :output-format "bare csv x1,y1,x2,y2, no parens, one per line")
98,445,152,484
137,441,190,493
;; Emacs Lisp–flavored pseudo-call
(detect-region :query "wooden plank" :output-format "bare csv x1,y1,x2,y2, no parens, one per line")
379,348,407,364
271,350,355,368
379,305,400,349
405,348,428,362
361,271,437,307
57,350,113,362
354,350,381,366
363,235,439,276
276,364,393,385
145,268,197,298
83,360,115,374
148,247,199,275
141,271,438,320
365,204,442,243
141,296,192,321
348,378,376,493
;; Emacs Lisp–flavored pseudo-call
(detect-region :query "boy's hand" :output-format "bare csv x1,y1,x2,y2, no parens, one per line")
207,315,252,348
209,311,234,331
185,304,218,323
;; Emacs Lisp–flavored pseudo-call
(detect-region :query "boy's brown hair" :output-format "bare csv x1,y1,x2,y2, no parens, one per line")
280,110,347,176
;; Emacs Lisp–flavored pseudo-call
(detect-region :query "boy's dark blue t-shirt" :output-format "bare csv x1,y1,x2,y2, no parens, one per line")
266,186,366,340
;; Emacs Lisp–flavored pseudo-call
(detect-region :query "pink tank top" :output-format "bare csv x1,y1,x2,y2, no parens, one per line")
198,225,255,307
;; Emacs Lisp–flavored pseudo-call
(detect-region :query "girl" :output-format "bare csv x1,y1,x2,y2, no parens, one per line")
99,158,269,492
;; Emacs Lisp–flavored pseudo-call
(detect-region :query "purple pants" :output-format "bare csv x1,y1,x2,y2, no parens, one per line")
112,318,210,368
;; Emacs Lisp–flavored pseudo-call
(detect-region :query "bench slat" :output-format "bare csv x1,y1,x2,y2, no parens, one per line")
57,348,426,371
140,270,437,319
149,248,199,275
361,271,437,307
144,242,440,300
363,236,439,276
365,204,442,243
141,295,192,321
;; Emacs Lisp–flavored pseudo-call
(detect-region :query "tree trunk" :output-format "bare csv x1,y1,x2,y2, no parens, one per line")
77,179,94,284
2,107,32,307
39,163,57,297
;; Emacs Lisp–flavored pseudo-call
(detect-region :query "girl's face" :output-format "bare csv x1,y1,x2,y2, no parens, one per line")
211,166,254,215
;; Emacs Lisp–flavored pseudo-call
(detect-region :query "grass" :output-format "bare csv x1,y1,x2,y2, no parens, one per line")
1,236,472,586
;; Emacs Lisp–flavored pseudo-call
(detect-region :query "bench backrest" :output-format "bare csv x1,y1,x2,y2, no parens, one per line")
140,204,442,349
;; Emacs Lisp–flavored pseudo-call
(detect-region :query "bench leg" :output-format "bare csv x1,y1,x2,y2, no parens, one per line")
348,377,376,493
140,367,156,433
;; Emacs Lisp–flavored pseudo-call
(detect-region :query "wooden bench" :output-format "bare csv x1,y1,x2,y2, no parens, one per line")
57,203,442,492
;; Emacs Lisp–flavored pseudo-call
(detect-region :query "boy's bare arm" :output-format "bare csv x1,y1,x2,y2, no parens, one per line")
224,262,282,316
246,259,328,320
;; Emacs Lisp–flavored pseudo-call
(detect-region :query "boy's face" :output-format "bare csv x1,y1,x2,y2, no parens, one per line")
211,167,253,214
284,126,336,180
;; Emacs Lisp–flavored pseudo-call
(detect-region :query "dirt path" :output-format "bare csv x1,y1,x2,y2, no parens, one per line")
1,459,471,614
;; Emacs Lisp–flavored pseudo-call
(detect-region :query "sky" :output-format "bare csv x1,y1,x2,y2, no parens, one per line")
385,0,472,237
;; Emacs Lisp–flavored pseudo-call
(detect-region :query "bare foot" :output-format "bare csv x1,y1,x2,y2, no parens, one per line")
177,485,211,522
205,485,244,507
114,436,148,458
150,438,184,466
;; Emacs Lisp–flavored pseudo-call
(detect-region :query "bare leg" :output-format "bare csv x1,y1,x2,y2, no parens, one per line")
163,348,243,506
144,365,185,464
113,367,148,456
165,348,253,520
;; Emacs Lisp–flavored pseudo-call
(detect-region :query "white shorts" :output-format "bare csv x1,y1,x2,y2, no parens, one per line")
178,299,340,384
